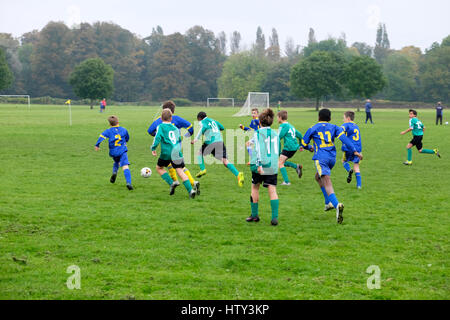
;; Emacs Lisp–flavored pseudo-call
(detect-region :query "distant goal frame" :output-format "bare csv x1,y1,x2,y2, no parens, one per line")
0,95,31,110
206,97,235,107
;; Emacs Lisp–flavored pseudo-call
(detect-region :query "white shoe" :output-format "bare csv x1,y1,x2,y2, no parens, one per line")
324,203,334,212
281,181,291,186
336,203,344,224
189,189,196,199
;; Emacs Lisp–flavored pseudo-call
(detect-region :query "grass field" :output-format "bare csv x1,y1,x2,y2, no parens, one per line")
0,104,448,300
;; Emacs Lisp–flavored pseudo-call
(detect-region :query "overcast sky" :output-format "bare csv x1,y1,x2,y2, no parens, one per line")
1,0,449,53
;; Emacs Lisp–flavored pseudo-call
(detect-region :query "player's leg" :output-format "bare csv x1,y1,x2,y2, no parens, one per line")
196,146,207,177
404,143,413,165
417,137,440,157
279,154,290,185
110,160,120,183
119,153,133,190
221,144,244,187
268,184,279,226
175,166,196,198
167,164,179,182
342,153,353,183
247,182,260,222
354,162,362,189
321,175,344,224
156,159,179,195
314,161,332,210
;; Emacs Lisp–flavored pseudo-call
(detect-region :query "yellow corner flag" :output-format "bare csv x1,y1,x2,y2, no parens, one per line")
65,99,71,104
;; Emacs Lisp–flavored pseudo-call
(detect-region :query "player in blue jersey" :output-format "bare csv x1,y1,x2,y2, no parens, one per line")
301,109,363,224
95,115,133,190
239,108,260,163
340,111,363,189
147,101,199,194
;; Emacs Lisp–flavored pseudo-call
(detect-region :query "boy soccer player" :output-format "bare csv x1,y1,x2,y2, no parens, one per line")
246,108,280,226
401,109,440,165
94,115,133,190
277,110,303,185
239,108,260,161
191,112,244,187
301,109,363,224
151,109,196,199
341,111,362,189
147,100,199,194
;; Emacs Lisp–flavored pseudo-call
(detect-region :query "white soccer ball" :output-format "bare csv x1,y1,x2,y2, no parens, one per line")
140,167,152,178
445,121,449,125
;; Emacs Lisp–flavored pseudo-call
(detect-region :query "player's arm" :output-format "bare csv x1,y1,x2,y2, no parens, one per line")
95,130,108,150
400,128,412,135
147,119,160,137
239,124,250,131
216,121,225,131
191,122,205,144
338,131,363,160
151,127,162,155
178,117,194,137
124,130,130,142
300,128,314,152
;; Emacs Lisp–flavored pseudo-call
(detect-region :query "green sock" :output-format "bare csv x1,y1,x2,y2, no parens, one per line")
285,161,297,169
251,202,259,217
198,155,205,171
280,167,289,183
421,149,435,154
226,163,239,176
407,148,412,161
270,199,279,220
182,180,192,193
161,172,173,186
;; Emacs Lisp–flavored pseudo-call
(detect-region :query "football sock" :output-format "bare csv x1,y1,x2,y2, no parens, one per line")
161,172,173,186
184,168,195,186
421,149,435,154
280,167,290,183
198,155,206,171
251,202,259,218
355,172,362,188
343,162,351,172
320,187,330,204
123,168,132,184
270,199,279,220
168,167,178,181
285,161,297,169
182,180,192,193
112,162,119,174
407,148,412,161
328,193,339,208
226,163,239,177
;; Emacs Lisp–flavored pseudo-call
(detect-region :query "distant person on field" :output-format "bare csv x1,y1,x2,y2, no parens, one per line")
100,98,106,113
365,99,373,124
436,101,444,125
277,101,281,112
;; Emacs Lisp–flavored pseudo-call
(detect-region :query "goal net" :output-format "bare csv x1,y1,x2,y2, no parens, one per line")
0,95,31,110
233,92,269,117
207,98,234,107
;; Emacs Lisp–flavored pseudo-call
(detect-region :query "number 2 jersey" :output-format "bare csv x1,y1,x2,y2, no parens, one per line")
301,122,356,161
151,122,183,161
340,121,362,153
250,127,280,175
95,126,129,157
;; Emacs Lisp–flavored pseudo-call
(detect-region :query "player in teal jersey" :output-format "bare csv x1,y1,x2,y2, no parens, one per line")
340,111,363,189
95,115,133,190
191,112,244,187
246,108,280,226
277,110,304,185
400,109,440,165
151,109,196,199
301,109,363,224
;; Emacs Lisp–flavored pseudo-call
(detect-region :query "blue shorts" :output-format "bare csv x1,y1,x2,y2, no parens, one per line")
112,152,130,167
343,151,360,164
314,157,335,176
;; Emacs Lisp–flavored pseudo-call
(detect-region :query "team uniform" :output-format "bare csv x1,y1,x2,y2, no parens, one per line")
95,125,132,188
240,118,260,131
278,122,303,184
341,121,362,188
404,117,440,165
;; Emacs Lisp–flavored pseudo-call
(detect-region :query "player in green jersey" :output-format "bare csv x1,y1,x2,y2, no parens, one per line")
151,109,196,198
400,109,440,165
277,110,304,185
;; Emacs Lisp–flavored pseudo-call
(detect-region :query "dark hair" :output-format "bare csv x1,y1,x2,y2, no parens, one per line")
259,108,274,127
409,109,417,116
251,108,259,113
278,110,288,120
197,111,207,120
162,100,176,114
108,115,119,126
319,108,331,122
161,109,172,121
344,111,355,121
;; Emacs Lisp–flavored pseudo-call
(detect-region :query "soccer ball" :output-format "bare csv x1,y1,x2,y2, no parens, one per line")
140,167,152,178
445,121,449,125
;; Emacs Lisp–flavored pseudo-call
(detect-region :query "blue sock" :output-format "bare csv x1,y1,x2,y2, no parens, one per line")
356,172,361,188
123,168,132,184
112,162,119,174
328,193,339,208
320,187,329,204
343,162,351,172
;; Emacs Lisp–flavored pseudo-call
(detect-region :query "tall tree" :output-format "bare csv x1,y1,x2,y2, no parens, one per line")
344,55,386,99
0,48,14,91
230,31,241,55
267,28,280,61
262,61,292,101
218,31,227,55
351,42,373,57
374,23,390,64
284,37,300,63
302,37,349,58
308,28,317,45
254,26,265,57
382,53,417,101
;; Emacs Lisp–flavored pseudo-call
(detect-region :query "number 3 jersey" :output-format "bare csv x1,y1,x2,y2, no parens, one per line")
340,121,362,153
151,122,183,161
96,125,129,157
250,127,280,175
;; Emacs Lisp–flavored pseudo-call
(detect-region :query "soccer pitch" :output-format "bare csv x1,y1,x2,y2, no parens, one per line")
0,104,448,299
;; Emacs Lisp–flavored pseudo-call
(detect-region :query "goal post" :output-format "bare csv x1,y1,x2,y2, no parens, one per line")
0,95,31,110
233,92,269,117
207,98,235,107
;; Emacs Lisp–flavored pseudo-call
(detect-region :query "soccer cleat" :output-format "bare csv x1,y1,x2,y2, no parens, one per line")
403,161,413,166
194,181,200,196
271,218,279,226
434,149,441,158
324,203,334,212
347,169,353,183
281,181,291,186
169,181,180,195
296,164,303,179
238,172,244,187
126,184,134,190
110,173,117,183
246,215,260,222
336,203,344,224
195,169,207,178
189,189,196,199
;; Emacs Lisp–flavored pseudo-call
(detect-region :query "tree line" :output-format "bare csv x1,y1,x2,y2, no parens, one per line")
0,22,448,104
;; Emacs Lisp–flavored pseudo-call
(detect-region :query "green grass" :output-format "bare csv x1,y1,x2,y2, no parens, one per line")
0,104,448,300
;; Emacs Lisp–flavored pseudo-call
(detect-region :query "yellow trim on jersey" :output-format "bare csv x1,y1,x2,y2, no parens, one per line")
186,124,193,130
301,139,308,147
315,160,323,176
111,125,120,127
342,153,347,162
100,134,106,139
336,131,345,139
